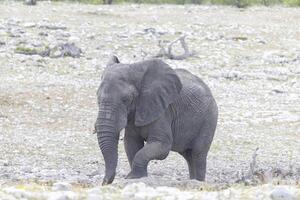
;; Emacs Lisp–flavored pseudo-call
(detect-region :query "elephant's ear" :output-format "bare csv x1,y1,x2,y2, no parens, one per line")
107,55,120,67
135,59,182,126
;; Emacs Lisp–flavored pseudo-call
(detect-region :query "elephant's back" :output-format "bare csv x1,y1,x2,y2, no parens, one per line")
174,68,212,98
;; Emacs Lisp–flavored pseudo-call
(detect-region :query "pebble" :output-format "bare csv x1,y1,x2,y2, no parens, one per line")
3,187,31,199
87,188,103,200
221,70,244,80
39,169,58,178
68,36,80,44
38,23,67,30
88,170,100,177
48,191,77,200
270,187,294,200
52,182,73,191
121,182,157,200
56,30,71,38
21,166,32,173
51,48,63,58
3,160,10,166
121,182,194,200
0,184,300,200
23,22,36,28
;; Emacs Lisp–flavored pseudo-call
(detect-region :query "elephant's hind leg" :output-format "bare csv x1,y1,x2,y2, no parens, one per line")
179,149,195,179
191,102,218,181
180,147,210,181
190,150,209,181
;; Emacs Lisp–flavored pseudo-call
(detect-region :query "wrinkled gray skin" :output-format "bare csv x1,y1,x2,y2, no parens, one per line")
95,56,218,185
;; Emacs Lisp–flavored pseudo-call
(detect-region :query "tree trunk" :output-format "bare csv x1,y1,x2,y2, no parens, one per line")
103,0,113,4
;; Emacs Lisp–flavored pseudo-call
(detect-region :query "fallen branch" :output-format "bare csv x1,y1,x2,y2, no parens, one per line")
15,43,82,58
235,147,259,185
235,147,298,185
249,147,259,178
154,35,195,60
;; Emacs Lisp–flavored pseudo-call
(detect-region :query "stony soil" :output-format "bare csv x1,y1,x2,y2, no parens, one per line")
0,1,299,199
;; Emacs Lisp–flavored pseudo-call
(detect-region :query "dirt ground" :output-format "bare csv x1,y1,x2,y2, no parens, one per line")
0,1,299,199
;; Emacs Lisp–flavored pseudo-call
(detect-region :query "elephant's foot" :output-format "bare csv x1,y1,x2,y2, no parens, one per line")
125,171,147,179
102,172,116,186
125,166,147,179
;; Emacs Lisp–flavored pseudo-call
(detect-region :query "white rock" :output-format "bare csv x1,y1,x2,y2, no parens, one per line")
87,193,103,200
51,49,62,58
21,166,32,173
88,170,100,177
121,182,194,200
39,169,58,178
48,191,77,200
270,187,294,200
52,182,72,191
69,61,78,69
121,182,156,200
3,187,32,199
68,36,80,45
1,160,9,166
87,188,103,200
23,22,36,28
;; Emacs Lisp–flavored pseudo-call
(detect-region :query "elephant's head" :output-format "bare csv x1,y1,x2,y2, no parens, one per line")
95,56,182,185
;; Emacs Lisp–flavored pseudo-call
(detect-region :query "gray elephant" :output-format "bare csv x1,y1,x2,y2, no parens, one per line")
95,56,218,185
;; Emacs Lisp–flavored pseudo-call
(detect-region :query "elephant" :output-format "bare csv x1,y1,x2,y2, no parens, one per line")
95,56,218,185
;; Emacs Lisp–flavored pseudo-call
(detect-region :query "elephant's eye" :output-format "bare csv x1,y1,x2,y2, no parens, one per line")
121,95,133,105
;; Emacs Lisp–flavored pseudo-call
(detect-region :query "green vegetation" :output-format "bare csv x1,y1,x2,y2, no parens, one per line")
283,0,300,5
15,46,38,55
15,46,50,56
49,0,300,6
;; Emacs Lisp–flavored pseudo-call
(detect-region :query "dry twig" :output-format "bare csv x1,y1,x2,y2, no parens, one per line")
249,147,259,178
235,147,260,185
154,35,195,60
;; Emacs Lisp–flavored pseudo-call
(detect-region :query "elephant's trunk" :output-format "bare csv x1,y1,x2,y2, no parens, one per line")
98,130,118,185
95,106,120,185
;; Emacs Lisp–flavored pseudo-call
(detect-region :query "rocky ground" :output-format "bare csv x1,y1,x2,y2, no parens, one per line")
0,1,299,199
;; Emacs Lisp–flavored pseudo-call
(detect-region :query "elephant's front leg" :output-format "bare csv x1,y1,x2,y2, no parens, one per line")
124,126,144,169
126,141,171,179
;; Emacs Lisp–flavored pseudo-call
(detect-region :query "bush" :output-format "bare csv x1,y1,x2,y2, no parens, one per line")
283,0,300,5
